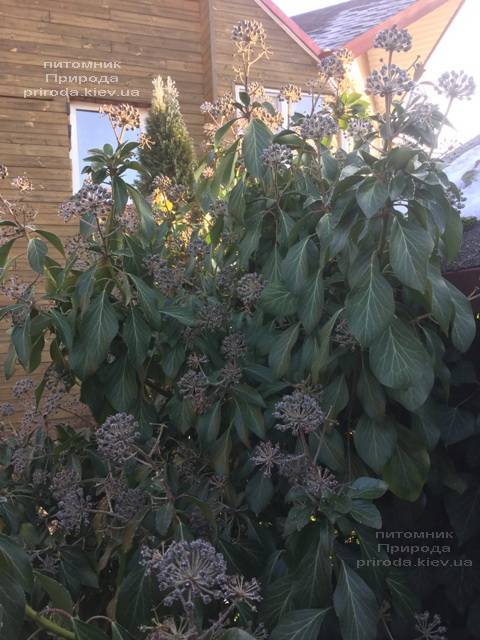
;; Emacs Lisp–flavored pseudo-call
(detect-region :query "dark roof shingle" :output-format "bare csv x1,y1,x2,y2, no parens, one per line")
292,0,416,49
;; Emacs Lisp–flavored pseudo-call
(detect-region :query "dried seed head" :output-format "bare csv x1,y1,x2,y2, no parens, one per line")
273,391,325,435
96,413,139,465
436,70,475,100
100,103,141,130
11,174,34,192
260,143,293,171
300,112,338,139
279,83,302,103
237,272,264,310
232,19,266,51
374,25,412,52
365,64,415,97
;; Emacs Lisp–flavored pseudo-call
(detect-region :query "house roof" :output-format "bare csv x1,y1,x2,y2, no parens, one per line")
292,0,416,50
255,0,324,59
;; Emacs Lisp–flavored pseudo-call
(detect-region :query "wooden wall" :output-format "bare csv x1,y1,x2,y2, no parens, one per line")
0,0,207,406
0,0,325,409
207,0,321,96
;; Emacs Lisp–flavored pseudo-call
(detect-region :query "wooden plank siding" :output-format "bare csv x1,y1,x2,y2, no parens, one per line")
0,0,206,405
0,0,327,407
209,0,320,96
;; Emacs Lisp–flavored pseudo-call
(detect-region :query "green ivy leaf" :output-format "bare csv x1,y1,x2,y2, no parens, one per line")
299,268,324,334
445,486,480,545
116,567,152,632
243,118,272,177
271,608,330,640
353,416,397,474
349,500,382,529
369,318,431,389
281,238,314,295
0,534,33,592
0,571,25,640
246,471,274,515
389,217,434,292
122,307,151,368
128,275,162,328
350,477,388,500
269,323,300,378
27,237,48,273
34,571,73,613
382,427,430,501
322,374,349,418
260,280,298,316
356,366,386,419
333,560,378,640
35,229,65,256
70,291,119,379
102,353,138,412
345,256,394,347
445,280,476,352
356,177,389,218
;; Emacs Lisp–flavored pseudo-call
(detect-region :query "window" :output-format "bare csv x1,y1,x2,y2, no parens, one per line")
235,86,322,129
69,102,147,192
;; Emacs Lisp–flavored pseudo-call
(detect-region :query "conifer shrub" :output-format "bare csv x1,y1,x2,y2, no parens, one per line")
0,20,478,640
137,75,195,194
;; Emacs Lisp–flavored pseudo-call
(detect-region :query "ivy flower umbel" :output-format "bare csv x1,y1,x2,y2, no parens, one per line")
231,19,266,52
251,441,282,477
319,53,346,80
237,272,265,310
414,611,447,640
279,83,302,103
142,539,229,607
273,391,325,435
347,118,374,139
260,143,293,172
96,413,139,465
436,70,475,100
300,112,338,139
58,182,112,222
365,64,415,97
374,25,412,52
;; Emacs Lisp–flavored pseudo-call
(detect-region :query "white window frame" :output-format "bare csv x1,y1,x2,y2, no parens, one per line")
234,86,322,129
69,101,147,193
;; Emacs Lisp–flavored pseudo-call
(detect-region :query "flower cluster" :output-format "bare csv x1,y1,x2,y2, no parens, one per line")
52,469,89,533
178,369,210,413
12,377,35,398
0,164,8,179
260,143,293,172
58,182,112,223
65,234,95,270
201,92,236,121
144,255,185,297
279,83,302,103
232,19,266,52
142,539,261,608
374,25,412,52
100,103,141,131
198,299,229,331
105,478,146,523
300,111,338,139
436,70,475,100
221,332,247,361
365,64,415,97
11,174,34,192
247,81,266,100
304,465,339,497
251,441,282,477
347,117,374,138
0,277,33,304
96,413,139,465
414,611,447,640
319,53,346,80
409,101,437,127
251,106,284,130
273,391,325,435
237,272,265,311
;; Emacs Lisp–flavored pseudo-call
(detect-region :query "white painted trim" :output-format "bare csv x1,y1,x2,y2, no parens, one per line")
69,101,147,193
234,85,321,128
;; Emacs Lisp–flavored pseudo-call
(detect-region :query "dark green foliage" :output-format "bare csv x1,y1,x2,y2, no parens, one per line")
0,23,479,640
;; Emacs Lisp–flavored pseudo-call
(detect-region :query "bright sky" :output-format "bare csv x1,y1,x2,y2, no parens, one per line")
275,0,479,149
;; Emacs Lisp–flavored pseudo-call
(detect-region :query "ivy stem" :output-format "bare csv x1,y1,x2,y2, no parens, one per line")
25,604,75,640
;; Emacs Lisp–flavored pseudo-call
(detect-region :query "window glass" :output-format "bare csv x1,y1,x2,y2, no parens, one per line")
72,105,144,191
292,94,322,117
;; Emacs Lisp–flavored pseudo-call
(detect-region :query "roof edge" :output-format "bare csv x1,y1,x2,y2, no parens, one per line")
344,0,452,56
254,0,324,60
